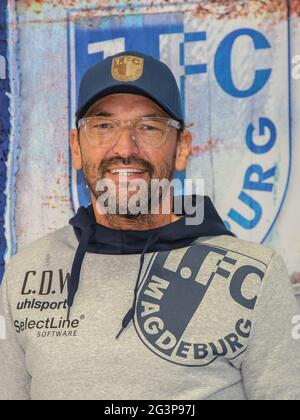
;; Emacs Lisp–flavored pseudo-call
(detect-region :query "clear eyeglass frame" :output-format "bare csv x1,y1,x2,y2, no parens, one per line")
77,116,182,149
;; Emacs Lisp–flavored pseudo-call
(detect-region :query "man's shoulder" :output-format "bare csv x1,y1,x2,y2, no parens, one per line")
4,225,77,276
200,234,276,268
15,224,76,256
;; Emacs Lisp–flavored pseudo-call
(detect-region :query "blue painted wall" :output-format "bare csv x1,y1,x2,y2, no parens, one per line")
0,1,9,280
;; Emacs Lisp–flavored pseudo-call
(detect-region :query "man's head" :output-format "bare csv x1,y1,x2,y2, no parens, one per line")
70,52,192,227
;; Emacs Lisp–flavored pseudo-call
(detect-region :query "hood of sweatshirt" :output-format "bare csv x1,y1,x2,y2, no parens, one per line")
68,195,235,338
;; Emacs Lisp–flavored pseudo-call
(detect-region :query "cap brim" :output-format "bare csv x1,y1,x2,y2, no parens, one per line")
75,84,184,127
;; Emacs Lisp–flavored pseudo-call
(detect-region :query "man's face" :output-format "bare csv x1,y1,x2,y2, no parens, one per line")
70,93,191,216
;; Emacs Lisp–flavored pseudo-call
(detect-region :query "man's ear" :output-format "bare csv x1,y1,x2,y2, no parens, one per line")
175,130,193,172
70,128,82,170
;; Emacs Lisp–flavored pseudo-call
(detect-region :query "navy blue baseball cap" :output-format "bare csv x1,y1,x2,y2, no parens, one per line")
75,51,184,128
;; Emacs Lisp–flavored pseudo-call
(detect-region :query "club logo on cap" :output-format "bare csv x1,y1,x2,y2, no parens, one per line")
111,55,144,82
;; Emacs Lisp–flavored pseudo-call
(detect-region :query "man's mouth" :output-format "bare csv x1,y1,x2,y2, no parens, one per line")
105,167,150,181
110,169,145,175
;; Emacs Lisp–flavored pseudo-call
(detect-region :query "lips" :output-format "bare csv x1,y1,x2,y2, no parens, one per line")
104,167,150,182
109,168,145,175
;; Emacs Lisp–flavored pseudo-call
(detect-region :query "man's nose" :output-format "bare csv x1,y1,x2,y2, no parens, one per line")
112,126,139,158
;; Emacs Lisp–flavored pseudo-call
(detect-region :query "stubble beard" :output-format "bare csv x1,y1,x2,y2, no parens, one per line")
82,155,176,229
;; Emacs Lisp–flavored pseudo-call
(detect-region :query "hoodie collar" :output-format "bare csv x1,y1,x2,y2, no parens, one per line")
69,195,234,255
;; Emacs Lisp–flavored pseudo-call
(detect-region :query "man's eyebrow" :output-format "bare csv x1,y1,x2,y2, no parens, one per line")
93,111,114,117
142,113,167,118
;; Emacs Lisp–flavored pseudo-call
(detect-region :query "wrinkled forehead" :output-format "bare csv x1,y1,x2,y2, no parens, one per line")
85,93,171,119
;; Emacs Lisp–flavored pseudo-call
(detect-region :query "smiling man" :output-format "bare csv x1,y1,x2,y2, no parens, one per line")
71,92,190,230
0,51,299,401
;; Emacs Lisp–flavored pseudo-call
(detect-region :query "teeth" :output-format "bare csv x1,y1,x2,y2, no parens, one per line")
111,169,144,174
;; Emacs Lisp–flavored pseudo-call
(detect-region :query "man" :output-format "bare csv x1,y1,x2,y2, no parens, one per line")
0,51,299,400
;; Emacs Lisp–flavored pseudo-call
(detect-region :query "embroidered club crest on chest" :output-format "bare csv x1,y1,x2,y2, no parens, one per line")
134,244,268,366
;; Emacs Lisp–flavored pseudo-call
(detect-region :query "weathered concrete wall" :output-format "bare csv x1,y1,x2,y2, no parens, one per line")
1,0,299,285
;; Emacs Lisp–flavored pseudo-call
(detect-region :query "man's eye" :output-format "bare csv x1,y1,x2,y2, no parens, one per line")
140,125,159,131
94,124,113,129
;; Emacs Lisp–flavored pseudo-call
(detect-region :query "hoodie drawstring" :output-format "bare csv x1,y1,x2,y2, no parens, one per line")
116,231,159,340
67,223,96,320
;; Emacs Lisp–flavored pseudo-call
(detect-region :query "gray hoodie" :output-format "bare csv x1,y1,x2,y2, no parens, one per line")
0,196,299,400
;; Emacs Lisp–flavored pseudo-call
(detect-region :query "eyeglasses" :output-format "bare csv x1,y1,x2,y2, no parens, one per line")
77,116,182,149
